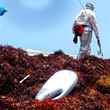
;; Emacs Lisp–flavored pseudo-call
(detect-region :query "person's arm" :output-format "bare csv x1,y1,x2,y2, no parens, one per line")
72,13,79,44
89,15,103,55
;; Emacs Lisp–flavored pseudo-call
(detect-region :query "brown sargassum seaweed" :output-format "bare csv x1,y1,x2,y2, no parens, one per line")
0,45,110,110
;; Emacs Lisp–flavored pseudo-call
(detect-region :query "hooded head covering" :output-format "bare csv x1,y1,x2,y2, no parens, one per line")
85,2,95,11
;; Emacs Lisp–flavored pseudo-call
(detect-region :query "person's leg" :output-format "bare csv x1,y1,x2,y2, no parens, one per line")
78,31,92,59
77,49,91,59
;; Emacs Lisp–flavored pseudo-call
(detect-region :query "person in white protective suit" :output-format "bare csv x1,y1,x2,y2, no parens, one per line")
72,2,103,59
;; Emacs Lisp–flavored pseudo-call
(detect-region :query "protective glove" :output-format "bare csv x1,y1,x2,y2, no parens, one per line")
73,35,78,44
97,48,103,56
97,39,103,56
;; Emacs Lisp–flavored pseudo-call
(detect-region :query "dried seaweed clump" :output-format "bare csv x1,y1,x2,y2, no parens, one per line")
0,45,110,109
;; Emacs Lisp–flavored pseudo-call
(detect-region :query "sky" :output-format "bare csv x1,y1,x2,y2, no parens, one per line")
0,0,109,58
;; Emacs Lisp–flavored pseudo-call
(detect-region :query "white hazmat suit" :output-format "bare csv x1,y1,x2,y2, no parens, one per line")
73,3,102,59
